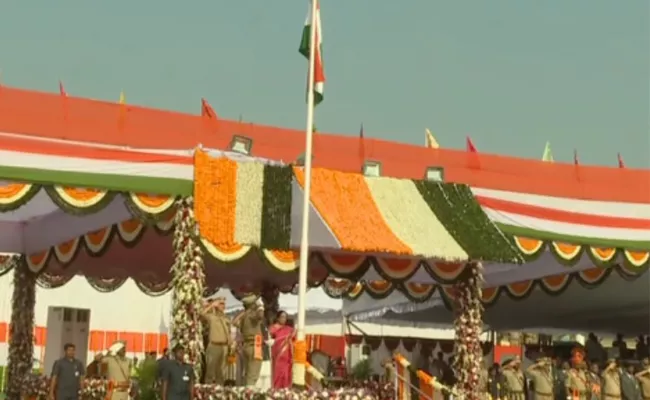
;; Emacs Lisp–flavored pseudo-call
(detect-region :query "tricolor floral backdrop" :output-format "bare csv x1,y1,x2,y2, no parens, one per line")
171,198,205,379
7,255,36,400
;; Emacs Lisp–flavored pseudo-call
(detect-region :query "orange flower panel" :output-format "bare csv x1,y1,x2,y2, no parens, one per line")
293,167,410,254
194,151,238,247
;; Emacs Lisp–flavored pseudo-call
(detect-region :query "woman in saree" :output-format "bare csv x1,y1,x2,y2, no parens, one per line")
269,310,294,389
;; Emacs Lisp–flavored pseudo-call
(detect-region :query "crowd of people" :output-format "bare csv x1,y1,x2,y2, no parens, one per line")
47,293,299,400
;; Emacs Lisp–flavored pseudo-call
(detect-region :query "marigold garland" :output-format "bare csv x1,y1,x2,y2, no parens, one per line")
261,165,293,249
413,181,524,263
194,152,238,248
7,255,36,400
171,197,205,380
293,167,410,254
452,262,484,400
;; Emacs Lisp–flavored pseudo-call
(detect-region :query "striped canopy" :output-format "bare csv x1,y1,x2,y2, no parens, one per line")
0,125,648,292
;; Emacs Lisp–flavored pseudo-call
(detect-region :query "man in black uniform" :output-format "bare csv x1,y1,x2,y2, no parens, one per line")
161,344,194,400
49,343,85,400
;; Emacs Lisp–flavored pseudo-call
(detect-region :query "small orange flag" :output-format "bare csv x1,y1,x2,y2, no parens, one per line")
201,98,218,119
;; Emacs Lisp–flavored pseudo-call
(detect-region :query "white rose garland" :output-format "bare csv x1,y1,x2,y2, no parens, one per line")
364,177,468,260
234,161,265,247
171,197,205,380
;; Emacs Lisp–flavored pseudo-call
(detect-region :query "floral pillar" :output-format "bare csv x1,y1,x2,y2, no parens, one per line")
7,255,36,400
260,281,280,326
452,262,484,400
171,198,205,380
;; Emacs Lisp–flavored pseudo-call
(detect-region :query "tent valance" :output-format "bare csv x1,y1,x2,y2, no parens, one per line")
323,263,646,306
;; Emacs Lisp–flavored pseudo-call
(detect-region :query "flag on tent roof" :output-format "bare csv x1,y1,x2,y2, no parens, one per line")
59,81,67,97
425,129,440,149
201,98,218,119
299,0,325,105
542,142,554,162
118,90,126,105
573,149,579,166
358,123,365,160
466,136,477,153
618,153,625,168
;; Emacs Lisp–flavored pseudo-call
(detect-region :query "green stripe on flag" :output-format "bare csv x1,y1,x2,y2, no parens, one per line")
0,165,192,196
260,165,293,249
498,223,650,251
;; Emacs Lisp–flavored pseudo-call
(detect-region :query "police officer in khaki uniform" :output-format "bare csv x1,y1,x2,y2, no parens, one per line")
502,356,525,400
601,359,621,400
236,294,265,387
635,358,650,400
103,341,132,400
566,348,590,400
201,296,232,385
526,356,554,400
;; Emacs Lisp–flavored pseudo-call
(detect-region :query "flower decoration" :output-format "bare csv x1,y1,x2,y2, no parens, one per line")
7,255,36,400
20,376,394,400
171,197,206,380
452,261,484,400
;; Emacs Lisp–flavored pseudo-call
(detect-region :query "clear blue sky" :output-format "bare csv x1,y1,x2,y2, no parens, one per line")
1,0,648,167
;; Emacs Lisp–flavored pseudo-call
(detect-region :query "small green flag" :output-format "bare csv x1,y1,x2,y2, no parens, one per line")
541,142,554,162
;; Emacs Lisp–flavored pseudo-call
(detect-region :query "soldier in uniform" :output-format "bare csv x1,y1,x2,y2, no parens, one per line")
501,356,525,400
526,356,554,400
635,358,650,400
588,362,602,400
620,360,641,400
566,347,591,400
103,341,132,400
235,294,265,387
201,296,232,385
601,359,621,400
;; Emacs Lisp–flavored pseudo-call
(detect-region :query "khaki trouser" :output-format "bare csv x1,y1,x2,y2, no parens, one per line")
204,343,228,385
243,343,262,387
110,391,129,400
507,392,526,400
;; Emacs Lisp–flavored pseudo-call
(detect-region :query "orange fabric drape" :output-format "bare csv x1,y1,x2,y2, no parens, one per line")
88,331,106,352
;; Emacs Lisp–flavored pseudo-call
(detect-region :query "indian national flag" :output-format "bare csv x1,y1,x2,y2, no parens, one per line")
299,0,325,105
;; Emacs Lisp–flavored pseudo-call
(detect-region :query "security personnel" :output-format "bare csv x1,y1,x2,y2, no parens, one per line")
201,296,232,385
103,341,132,400
601,359,621,400
566,348,590,400
49,343,85,400
501,356,525,400
161,344,194,400
236,294,265,387
526,356,554,400
620,361,641,400
635,358,650,400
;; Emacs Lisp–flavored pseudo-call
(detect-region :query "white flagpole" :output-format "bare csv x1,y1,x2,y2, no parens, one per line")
294,0,319,388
